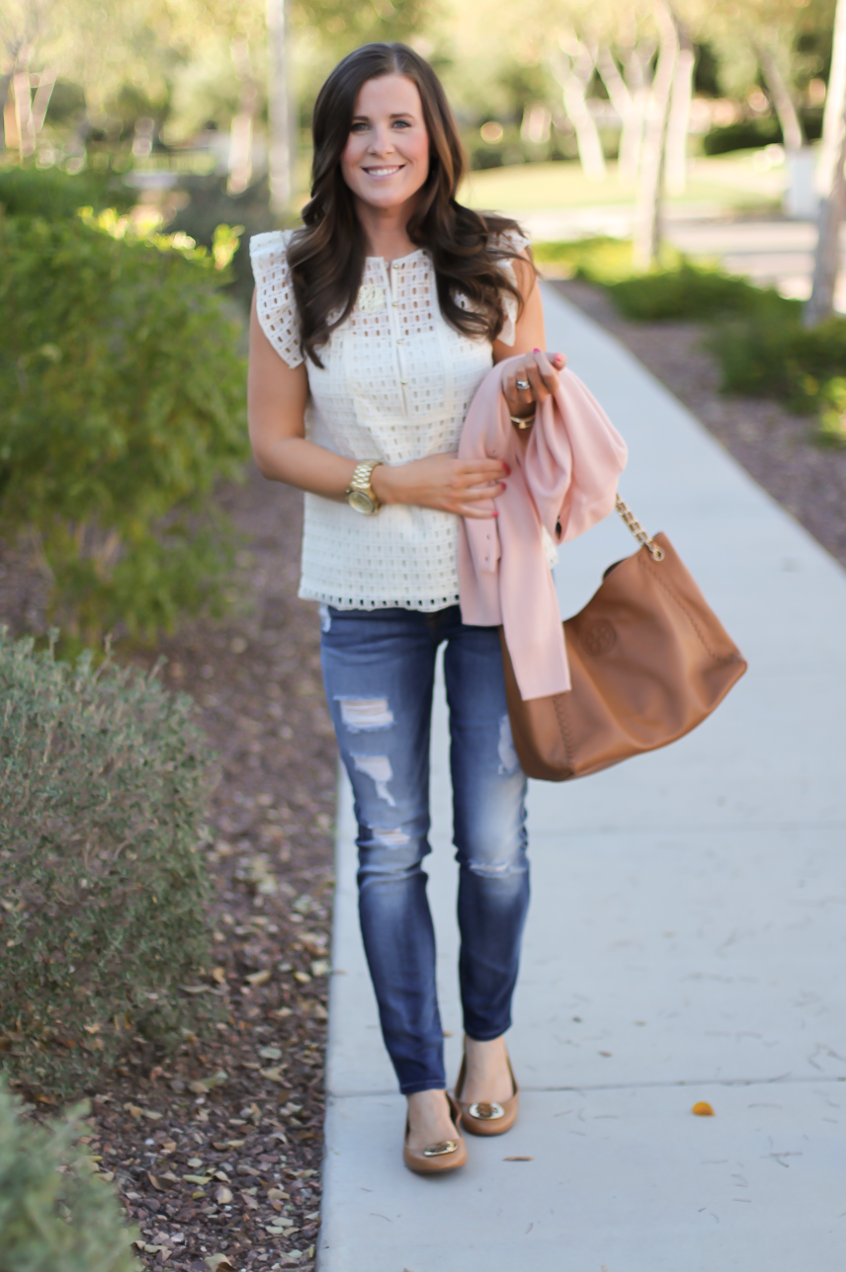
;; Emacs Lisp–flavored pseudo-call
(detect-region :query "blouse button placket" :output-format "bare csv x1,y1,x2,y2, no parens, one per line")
386,260,410,413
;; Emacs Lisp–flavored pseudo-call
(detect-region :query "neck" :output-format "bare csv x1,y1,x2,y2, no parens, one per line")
354,193,421,262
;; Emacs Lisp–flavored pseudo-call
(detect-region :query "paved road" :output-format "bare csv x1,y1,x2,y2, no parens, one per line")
317,285,846,1271
520,208,846,312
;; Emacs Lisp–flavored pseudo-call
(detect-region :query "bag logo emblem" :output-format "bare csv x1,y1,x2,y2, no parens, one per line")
582,619,616,656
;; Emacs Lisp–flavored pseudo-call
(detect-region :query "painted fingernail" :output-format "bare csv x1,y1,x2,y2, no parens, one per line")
492,510,499,517
533,347,541,354
504,462,511,475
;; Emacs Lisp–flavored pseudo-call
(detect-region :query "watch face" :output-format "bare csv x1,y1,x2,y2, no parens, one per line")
348,490,375,515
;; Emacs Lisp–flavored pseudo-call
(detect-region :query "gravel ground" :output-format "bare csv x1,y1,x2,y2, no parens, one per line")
552,279,846,571
2,463,338,1272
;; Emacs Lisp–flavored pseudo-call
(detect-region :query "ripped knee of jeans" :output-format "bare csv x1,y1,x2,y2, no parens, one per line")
352,753,396,806
336,696,395,732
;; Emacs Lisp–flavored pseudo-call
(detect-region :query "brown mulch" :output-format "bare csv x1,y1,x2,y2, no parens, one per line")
1,464,338,1272
552,279,846,571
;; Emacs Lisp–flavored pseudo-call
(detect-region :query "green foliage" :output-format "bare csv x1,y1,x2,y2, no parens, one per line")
702,111,823,156
0,164,135,220
606,266,796,324
534,236,649,285
0,626,219,1098
164,173,277,313
708,310,846,413
0,208,251,655
818,378,846,447
0,1079,140,1272
537,237,846,440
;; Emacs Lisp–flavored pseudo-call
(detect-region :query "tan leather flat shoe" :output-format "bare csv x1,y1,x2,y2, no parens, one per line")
454,1050,519,1137
403,1092,468,1175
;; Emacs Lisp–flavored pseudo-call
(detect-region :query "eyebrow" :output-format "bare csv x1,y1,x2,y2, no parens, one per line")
351,111,415,121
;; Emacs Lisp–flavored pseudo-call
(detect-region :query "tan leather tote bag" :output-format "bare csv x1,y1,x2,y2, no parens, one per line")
499,499,748,781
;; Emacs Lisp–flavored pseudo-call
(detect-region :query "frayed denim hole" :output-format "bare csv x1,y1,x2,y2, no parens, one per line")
497,712,519,774
336,697,395,731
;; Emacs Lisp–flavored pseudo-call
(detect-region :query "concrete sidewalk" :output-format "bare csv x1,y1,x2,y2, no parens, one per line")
316,285,846,1271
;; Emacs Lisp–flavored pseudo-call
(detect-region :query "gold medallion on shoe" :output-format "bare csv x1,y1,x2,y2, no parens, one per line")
403,1093,468,1175
454,1053,520,1137
468,1100,504,1121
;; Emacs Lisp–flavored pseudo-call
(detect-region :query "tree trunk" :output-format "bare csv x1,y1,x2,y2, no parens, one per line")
619,43,655,183
13,69,34,156
753,38,804,152
31,68,56,135
634,3,678,269
266,0,293,216
0,71,14,153
819,0,846,194
665,26,695,196
805,91,846,326
551,39,606,182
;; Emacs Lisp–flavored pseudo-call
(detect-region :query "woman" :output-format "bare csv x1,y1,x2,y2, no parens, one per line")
248,41,565,1174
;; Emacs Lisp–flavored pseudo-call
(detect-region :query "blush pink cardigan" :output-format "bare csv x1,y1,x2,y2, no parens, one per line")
457,356,628,701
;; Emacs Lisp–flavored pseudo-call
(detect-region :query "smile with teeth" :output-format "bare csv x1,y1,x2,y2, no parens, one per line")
364,165,404,176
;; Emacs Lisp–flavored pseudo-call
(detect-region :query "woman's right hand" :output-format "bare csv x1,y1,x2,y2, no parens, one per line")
371,453,508,518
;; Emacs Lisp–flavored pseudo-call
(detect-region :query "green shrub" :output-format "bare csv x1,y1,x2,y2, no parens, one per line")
534,236,647,284
0,626,218,1097
0,1079,140,1272
606,263,795,323
0,208,251,655
702,118,782,155
708,310,846,410
0,164,134,219
163,172,277,313
818,377,846,446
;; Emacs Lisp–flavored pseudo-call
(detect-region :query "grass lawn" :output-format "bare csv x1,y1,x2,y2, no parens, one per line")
460,152,784,214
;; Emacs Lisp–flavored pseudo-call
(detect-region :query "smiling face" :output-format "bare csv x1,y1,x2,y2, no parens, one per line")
340,73,431,216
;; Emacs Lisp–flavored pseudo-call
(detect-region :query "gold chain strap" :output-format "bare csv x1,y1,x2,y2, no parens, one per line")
615,495,665,561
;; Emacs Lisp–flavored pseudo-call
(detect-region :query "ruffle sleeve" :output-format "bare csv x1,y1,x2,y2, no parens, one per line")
491,227,530,347
249,229,303,369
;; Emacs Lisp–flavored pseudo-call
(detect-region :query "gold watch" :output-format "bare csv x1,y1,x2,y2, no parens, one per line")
346,460,382,515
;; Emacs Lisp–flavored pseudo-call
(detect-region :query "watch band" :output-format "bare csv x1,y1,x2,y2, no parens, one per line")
346,459,382,513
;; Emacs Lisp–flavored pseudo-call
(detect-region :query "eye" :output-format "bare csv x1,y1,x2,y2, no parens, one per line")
350,121,369,133
392,119,411,129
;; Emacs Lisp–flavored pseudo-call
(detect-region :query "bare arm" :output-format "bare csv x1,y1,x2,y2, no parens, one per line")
493,253,566,423
247,292,507,517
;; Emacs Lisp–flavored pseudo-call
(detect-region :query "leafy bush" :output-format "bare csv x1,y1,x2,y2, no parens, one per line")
702,110,823,156
0,626,219,1097
708,310,846,411
534,236,646,284
0,1079,140,1272
818,378,846,446
0,208,251,656
606,264,797,323
702,118,782,155
0,163,134,219
164,172,278,313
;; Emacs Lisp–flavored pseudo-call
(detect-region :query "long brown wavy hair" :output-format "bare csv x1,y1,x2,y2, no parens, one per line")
287,42,532,368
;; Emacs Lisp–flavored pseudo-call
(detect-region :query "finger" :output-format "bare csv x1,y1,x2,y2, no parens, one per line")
531,349,561,395
461,480,506,501
456,460,509,480
460,503,500,519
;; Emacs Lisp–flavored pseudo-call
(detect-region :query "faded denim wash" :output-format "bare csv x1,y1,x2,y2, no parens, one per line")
320,604,529,1095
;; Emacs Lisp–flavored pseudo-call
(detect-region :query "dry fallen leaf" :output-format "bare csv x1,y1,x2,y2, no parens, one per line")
215,1185,233,1205
692,1101,715,1117
503,1156,534,1161
204,1257,235,1272
124,1104,144,1121
147,1173,166,1191
246,969,271,986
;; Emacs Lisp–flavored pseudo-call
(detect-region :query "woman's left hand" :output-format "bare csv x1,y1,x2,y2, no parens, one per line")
502,349,566,425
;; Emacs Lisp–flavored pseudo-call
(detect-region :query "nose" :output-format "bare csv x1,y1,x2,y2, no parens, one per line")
368,125,394,156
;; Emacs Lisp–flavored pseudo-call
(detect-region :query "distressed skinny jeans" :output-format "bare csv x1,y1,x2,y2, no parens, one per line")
320,604,529,1095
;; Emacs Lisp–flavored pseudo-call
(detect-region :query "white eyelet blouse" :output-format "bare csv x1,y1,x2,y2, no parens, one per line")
249,227,527,611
